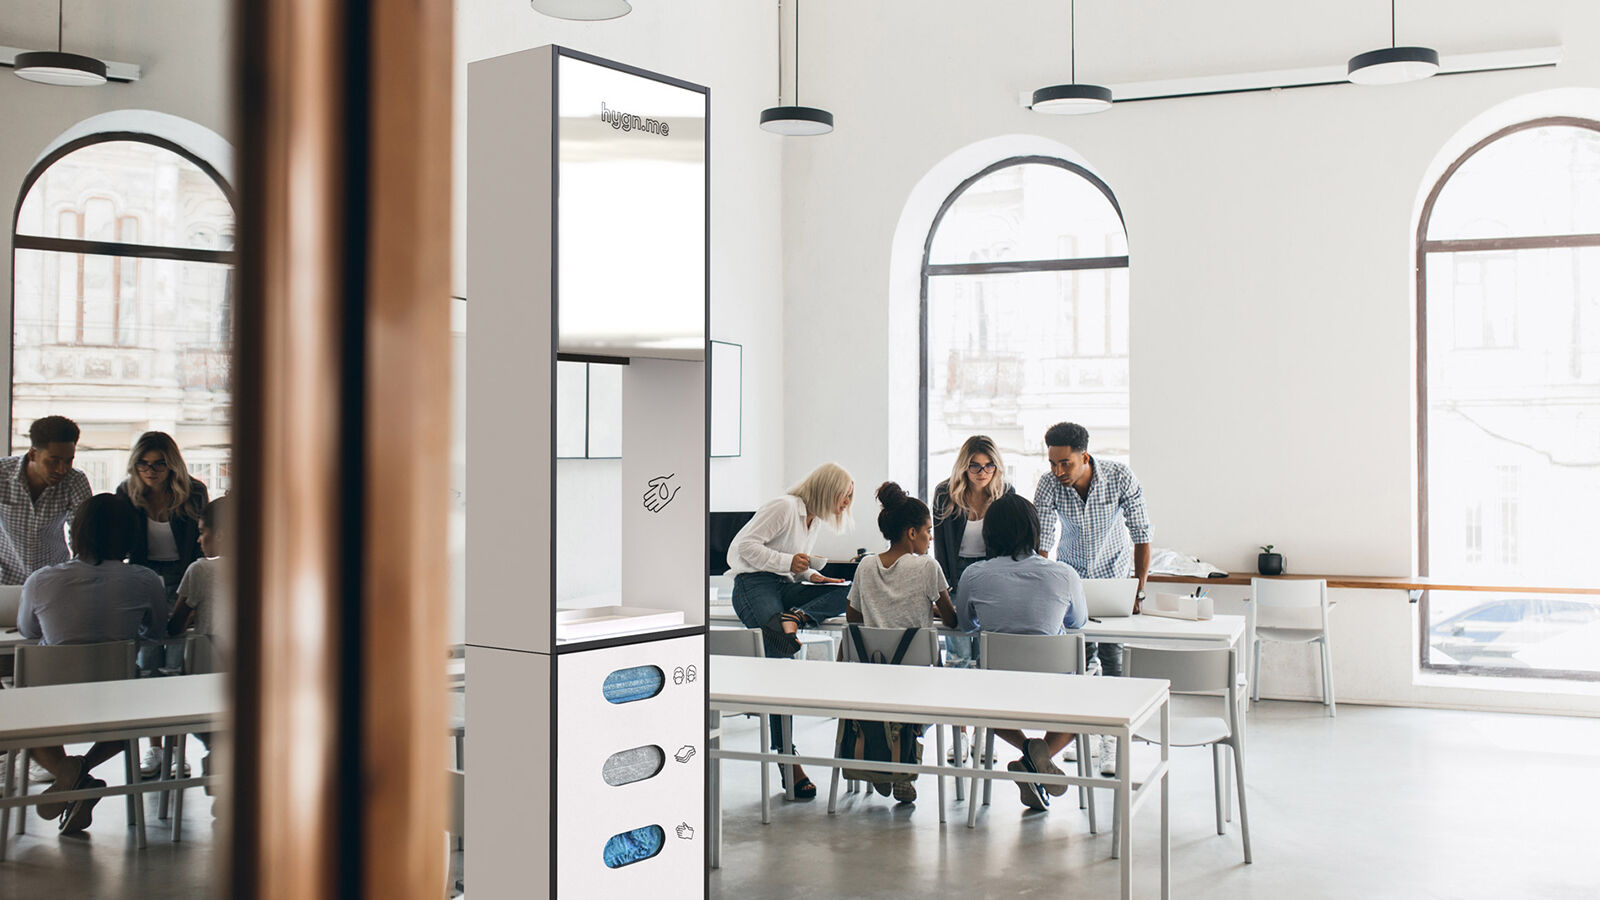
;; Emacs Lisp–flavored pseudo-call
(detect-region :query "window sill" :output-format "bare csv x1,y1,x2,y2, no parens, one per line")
1414,670,1600,697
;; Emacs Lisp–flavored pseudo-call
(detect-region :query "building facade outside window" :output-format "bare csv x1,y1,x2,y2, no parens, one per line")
1418,117,1600,679
919,156,1129,500
12,136,236,494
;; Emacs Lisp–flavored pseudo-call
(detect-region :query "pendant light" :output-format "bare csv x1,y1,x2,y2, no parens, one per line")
13,1,106,87
1031,0,1111,115
530,0,631,21
1347,0,1438,85
759,0,833,135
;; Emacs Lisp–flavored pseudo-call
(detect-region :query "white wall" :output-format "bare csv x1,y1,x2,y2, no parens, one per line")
778,0,1600,715
0,0,234,453
456,0,789,514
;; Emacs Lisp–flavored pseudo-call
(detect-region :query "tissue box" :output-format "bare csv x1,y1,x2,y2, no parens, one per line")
1142,592,1214,621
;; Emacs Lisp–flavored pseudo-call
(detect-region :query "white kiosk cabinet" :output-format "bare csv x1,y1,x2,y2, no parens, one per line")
467,46,709,898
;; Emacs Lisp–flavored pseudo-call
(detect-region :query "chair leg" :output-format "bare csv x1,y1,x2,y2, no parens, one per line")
966,727,984,829
2,748,14,859
952,726,965,802
1251,638,1262,703
982,731,995,806
1230,738,1252,864
173,735,187,842
17,748,29,836
1082,738,1098,834
827,765,841,814
125,739,147,849
1321,638,1336,717
758,717,771,825
935,727,947,824
1211,743,1225,835
1077,735,1088,810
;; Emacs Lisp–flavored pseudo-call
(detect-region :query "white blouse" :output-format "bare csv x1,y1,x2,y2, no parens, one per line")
146,517,180,562
958,517,986,558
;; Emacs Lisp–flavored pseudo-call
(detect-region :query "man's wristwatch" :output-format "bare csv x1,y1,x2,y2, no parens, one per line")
1135,589,1147,603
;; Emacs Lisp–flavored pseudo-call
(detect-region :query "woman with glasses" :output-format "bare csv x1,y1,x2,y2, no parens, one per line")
931,435,1013,667
115,431,210,778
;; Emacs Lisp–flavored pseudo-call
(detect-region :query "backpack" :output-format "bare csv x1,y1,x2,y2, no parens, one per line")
833,626,925,786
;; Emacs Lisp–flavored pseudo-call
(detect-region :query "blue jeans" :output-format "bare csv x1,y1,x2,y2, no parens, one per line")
942,555,984,667
1087,641,1123,677
732,572,850,750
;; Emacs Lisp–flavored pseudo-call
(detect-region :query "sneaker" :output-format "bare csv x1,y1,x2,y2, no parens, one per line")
58,779,105,834
872,781,892,797
29,759,54,783
36,756,86,820
1026,739,1069,797
1098,736,1118,777
201,753,214,796
1007,760,1047,810
891,781,918,804
1061,735,1097,764
140,747,164,779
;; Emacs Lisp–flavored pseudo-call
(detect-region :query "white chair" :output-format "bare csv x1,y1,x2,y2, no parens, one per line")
707,627,773,822
827,626,949,821
1248,578,1335,716
969,632,1095,830
2,640,145,856
0,584,22,628
1125,644,1252,864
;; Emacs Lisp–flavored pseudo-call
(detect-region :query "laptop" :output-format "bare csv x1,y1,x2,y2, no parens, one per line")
1081,577,1139,618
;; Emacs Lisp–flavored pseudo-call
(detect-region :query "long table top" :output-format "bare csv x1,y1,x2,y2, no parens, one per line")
710,606,1245,647
0,673,226,749
1149,573,1600,595
710,656,1168,731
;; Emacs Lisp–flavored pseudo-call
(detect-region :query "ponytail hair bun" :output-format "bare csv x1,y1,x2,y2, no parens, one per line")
875,481,931,543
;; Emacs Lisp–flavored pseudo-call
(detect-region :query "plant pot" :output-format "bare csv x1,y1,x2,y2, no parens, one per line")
1258,553,1284,576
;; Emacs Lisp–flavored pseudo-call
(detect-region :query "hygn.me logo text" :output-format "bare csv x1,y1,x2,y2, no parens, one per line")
601,102,670,136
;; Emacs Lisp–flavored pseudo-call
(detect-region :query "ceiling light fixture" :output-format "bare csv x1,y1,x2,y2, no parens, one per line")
13,1,105,87
1348,0,1439,85
759,0,833,135
529,0,631,21
1031,0,1112,114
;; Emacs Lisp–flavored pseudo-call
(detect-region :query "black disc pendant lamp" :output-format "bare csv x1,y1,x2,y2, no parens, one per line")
13,2,106,87
1031,0,1111,115
759,0,833,135
1348,0,1439,85
530,0,631,20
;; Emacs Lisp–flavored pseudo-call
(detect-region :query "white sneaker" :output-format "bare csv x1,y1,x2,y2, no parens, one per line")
29,759,53,783
1060,735,1097,763
1098,736,1118,776
140,747,164,779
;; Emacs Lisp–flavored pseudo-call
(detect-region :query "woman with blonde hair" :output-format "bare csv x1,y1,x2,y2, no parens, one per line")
931,435,1013,667
725,461,854,799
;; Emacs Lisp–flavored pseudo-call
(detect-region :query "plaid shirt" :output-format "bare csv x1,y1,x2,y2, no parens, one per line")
1033,456,1151,579
0,455,93,585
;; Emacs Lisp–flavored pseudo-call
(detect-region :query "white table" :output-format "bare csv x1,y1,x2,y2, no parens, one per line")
0,630,29,658
709,605,1245,649
0,673,225,859
708,656,1171,900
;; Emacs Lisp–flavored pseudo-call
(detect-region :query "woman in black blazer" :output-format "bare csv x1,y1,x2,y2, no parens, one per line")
931,435,1013,666
115,431,209,601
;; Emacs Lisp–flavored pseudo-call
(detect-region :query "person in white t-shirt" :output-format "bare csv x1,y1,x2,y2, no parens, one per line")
168,495,229,640
846,482,956,631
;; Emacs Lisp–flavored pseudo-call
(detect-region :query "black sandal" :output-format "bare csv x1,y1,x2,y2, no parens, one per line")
778,762,817,800
762,612,804,657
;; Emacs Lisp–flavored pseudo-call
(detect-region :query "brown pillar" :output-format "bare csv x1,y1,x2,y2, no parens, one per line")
231,1,453,897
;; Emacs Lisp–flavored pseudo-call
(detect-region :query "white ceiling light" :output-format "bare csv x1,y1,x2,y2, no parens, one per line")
1031,0,1112,115
530,0,631,21
12,2,106,87
759,0,833,135
1348,0,1439,85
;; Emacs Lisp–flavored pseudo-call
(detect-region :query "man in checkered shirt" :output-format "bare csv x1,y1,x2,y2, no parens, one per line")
0,416,94,585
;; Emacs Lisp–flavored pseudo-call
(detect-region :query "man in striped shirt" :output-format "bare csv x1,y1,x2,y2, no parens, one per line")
1034,421,1152,775
0,416,94,585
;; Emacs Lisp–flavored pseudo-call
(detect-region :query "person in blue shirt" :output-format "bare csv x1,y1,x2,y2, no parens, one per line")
954,493,1087,810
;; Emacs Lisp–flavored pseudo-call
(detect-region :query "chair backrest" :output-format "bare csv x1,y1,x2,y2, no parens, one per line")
1250,578,1328,631
14,640,138,687
185,634,218,674
1124,645,1235,695
978,632,1087,675
839,625,939,667
0,584,22,628
708,627,764,658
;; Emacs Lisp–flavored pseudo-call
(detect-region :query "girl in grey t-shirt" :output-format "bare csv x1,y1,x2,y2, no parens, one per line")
846,482,958,630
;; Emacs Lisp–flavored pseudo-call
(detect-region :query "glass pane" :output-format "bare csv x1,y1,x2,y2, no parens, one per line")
926,268,1129,500
16,140,234,250
11,248,234,493
1426,125,1600,241
928,163,1126,265
1424,246,1600,673
556,360,588,458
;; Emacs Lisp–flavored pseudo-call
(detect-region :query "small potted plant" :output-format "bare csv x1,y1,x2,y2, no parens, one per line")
1258,545,1284,576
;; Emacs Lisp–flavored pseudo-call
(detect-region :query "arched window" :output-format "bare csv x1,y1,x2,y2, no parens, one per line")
1417,117,1600,679
920,156,1129,498
12,134,237,494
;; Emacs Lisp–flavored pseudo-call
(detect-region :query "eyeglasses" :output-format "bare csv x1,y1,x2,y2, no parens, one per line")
135,459,170,473
966,462,997,475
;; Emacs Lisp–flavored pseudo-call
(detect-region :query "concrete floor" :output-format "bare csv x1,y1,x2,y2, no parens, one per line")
1,704,1596,898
